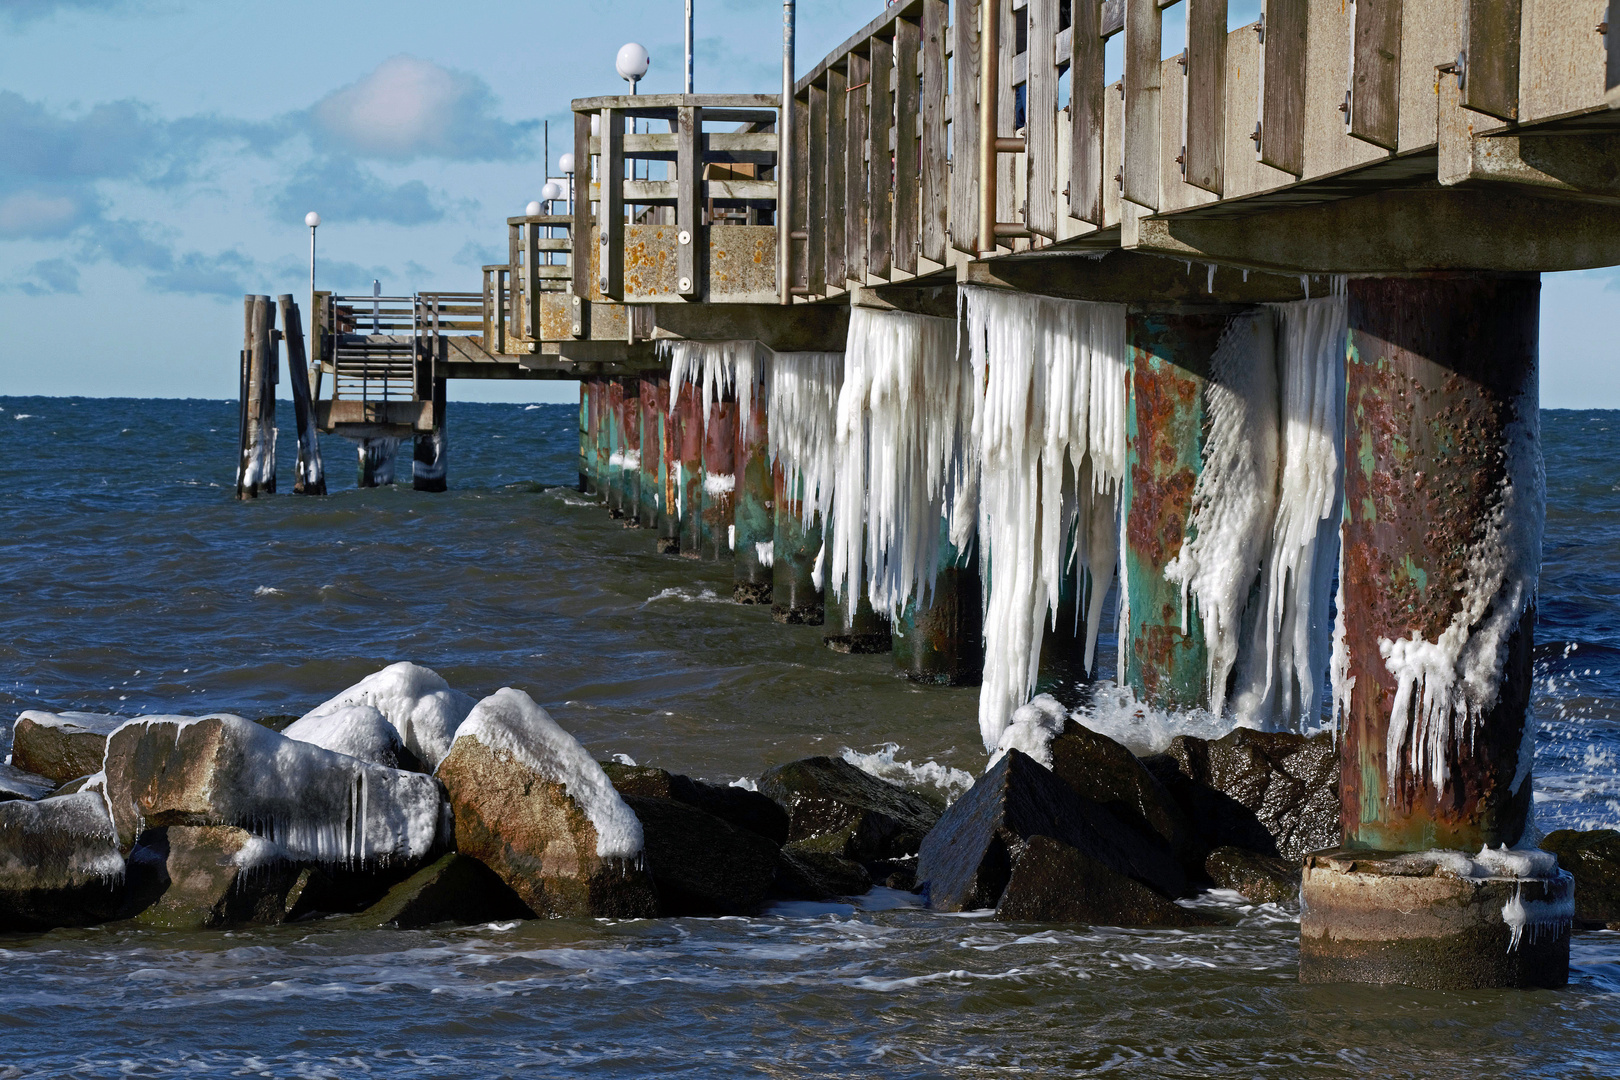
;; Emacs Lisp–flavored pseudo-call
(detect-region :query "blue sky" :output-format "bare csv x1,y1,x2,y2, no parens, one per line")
0,0,1615,407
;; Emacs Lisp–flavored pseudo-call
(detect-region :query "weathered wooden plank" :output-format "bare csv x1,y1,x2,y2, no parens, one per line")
998,0,1017,227
525,221,540,337
600,107,625,300
807,82,829,293
1102,0,1124,37
869,34,895,276
1348,0,1402,150
792,91,811,292
826,65,849,286
1610,5,1619,96
847,49,872,281
920,0,949,262
1183,0,1226,193
895,16,922,273
1461,0,1521,121
676,105,701,297
951,0,982,253
1257,0,1308,177
1070,0,1106,222
507,222,521,337
1122,0,1161,208
1026,0,1059,236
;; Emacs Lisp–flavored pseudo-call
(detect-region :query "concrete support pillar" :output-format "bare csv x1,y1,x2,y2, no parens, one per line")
676,382,705,558
604,379,626,517
700,396,738,561
894,528,983,685
357,436,399,488
620,377,644,525
732,378,774,604
1300,273,1562,990
412,377,447,492
771,465,824,623
638,374,664,534
1121,309,1227,708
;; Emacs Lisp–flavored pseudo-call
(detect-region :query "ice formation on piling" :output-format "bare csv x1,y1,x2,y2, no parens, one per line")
353,436,400,485
663,340,765,429
451,688,644,860
829,306,971,621
960,286,1128,751
1377,365,1544,796
768,351,844,532
300,662,475,770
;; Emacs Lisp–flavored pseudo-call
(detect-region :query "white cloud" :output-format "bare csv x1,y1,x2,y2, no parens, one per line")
308,55,534,162
0,189,83,237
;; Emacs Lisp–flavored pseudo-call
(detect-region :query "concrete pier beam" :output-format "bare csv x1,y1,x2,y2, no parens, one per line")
412,377,447,492
1121,309,1228,709
700,395,738,561
638,375,665,534
1301,273,1560,989
676,382,705,559
894,530,982,685
732,374,773,604
771,465,824,624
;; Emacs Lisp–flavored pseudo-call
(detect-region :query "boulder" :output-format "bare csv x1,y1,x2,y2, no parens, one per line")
773,846,873,900
1540,829,1620,928
1143,728,1339,861
10,711,124,785
300,662,475,771
604,763,789,845
435,688,657,919
1203,846,1300,905
283,704,423,772
995,836,1219,927
1047,720,1195,865
100,714,443,869
355,853,535,929
284,861,433,919
759,756,940,864
916,749,1186,912
0,762,55,803
0,792,126,930
622,794,780,915
125,826,305,929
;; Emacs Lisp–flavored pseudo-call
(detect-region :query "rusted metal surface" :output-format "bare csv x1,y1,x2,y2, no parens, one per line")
604,379,625,517
624,224,681,300
823,587,893,654
619,377,643,524
732,376,774,603
894,527,983,686
677,382,705,559
591,378,609,500
654,377,679,553
771,464,824,624
1340,274,1539,852
578,381,592,493
709,225,778,303
1122,309,1227,709
1035,558,1099,705
700,396,738,562
638,375,664,533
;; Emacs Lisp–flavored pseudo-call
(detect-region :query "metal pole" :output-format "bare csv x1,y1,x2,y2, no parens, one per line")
308,224,318,371
686,0,695,93
372,279,379,334
778,0,795,304
978,0,1000,256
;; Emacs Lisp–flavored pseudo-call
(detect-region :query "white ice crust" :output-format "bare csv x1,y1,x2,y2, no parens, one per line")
300,662,474,770
283,704,412,769
987,694,1071,770
0,791,125,883
16,710,127,736
451,687,644,860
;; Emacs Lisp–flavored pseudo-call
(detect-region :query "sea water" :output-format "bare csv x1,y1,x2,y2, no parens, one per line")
1,397,1618,1077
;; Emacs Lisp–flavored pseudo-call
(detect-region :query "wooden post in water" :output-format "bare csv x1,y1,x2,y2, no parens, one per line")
277,295,325,495
413,377,448,492
236,295,277,499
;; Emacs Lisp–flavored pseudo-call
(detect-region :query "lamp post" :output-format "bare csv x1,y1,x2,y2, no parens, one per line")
617,43,650,185
305,211,320,302
559,152,575,216
685,0,694,93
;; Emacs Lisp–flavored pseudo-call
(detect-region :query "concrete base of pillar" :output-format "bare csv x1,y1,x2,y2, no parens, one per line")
772,600,824,625
656,537,680,555
1299,849,1572,990
823,596,892,653
733,582,772,605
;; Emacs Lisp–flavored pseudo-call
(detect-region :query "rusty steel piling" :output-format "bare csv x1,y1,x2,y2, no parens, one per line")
619,377,644,525
771,464,824,623
676,382,705,558
700,395,739,561
638,375,664,533
893,527,983,685
732,375,774,603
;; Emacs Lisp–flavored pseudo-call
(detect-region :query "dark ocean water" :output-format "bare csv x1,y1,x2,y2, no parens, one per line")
1,396,1618,1078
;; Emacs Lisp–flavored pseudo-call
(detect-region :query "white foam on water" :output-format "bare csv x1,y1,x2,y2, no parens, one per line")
253,585,283,597
642,587,726,605
1066,683,1239,757
838,742,975,802
987,694,1070,769
961,286,1128,751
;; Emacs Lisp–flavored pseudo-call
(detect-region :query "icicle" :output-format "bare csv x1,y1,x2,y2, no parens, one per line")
1206,263,1216,294
768,351,844,534
961,286,1128,751
661,340,763,428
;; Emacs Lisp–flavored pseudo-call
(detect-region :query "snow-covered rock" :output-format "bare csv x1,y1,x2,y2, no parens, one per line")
101,713,442,869
435,688,656,918
0,792,126,930
11,711,125,785
283,704,420,771
0,762,55,802
299,662,474,770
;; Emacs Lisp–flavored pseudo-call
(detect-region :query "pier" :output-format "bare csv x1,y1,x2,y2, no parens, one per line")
238,0,1620,988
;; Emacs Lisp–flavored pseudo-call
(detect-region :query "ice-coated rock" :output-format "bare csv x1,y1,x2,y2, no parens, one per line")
1202,845,1300,905
11,711,125,786
622,794,780,916
101,714,443,868
300,662,475,770
759,756,940,863
604,762,789,845
0,792,126,930
995,835,1218,927
916,749,1186,912
435,688,657,918
283,704,422,772
125,825,306,929
0,762,56,802
1047,719,1194,866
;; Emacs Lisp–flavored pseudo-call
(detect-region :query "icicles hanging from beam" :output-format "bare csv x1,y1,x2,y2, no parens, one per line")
828,306,970,623
662,340,765,428
768,352,844,533
962,286,1129,752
